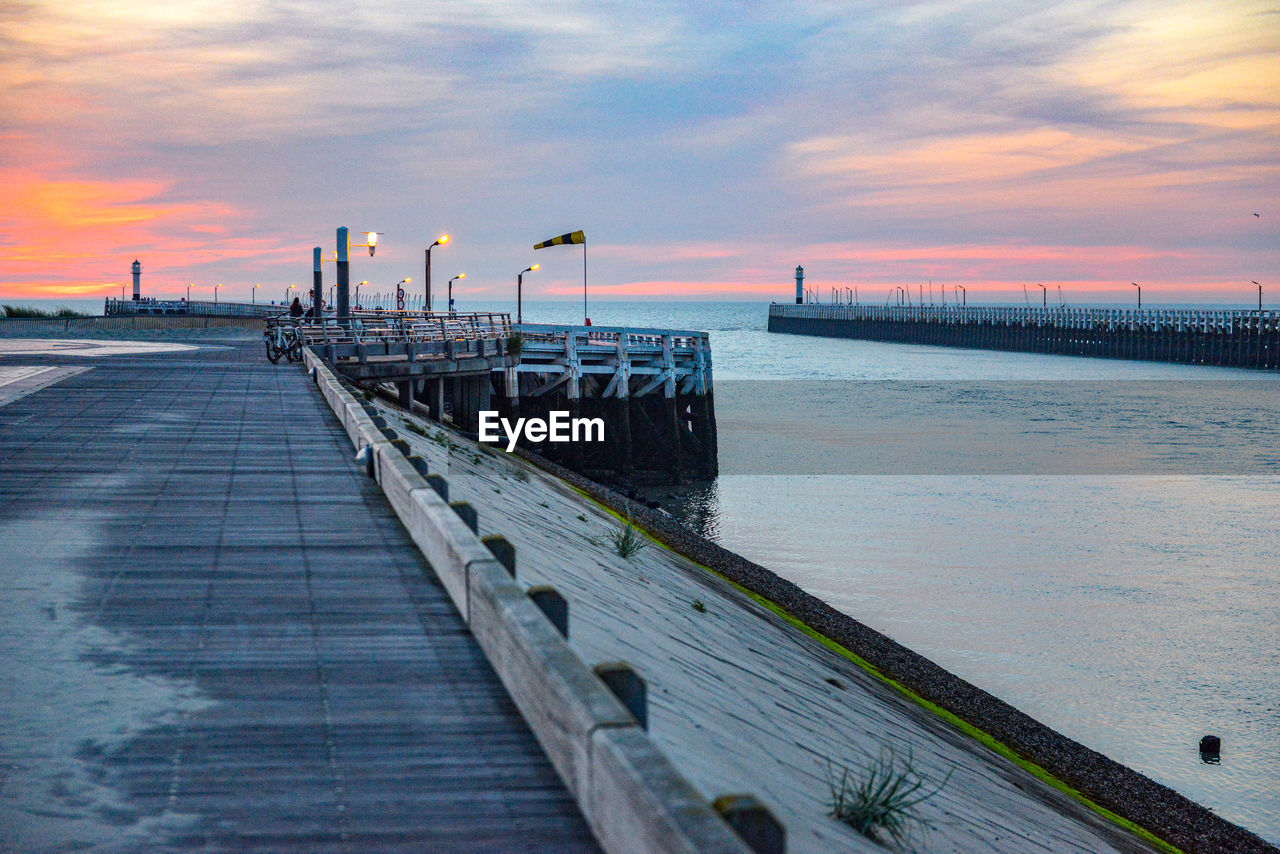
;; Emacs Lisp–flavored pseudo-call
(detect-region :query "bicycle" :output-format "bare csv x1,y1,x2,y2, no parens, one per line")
264,317,302,363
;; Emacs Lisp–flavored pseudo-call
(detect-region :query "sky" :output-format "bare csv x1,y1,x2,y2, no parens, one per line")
1,0,1277,306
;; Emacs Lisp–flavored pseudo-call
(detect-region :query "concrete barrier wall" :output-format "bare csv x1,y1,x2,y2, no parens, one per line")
302,349,753,854
0,314,268,335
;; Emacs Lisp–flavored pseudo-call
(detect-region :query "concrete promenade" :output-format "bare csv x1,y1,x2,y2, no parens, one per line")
0,338,598,851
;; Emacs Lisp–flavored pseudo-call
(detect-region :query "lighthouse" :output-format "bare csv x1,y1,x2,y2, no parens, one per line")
131,259,142,301
794,265,804,304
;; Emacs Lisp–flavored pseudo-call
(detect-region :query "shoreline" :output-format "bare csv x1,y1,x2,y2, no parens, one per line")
508,446,1276,854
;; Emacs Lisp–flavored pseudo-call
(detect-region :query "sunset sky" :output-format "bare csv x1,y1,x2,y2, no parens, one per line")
1,1,1277,305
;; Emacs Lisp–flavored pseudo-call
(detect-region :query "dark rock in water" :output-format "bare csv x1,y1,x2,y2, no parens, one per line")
1199,735,1221,763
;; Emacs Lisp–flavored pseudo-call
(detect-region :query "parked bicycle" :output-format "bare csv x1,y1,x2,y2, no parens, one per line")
264,316,302,363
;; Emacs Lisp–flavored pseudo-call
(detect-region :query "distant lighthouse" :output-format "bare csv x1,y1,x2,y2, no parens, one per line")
131,259,142,301
795,265,804,304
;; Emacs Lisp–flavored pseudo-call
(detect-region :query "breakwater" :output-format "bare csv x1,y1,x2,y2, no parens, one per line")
768,304,1280,369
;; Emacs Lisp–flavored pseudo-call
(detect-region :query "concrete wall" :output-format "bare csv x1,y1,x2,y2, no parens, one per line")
0,315,268,335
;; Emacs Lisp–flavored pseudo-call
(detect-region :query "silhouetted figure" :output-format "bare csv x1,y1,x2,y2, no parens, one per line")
289,297,303,318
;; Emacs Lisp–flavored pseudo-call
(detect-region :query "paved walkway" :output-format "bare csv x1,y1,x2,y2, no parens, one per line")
0,340,597,852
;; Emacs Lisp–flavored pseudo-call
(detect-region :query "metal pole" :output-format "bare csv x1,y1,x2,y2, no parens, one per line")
425,247,432,313
583,238,588,324
517,272,524,324
336,226,350,327
313,247,323,316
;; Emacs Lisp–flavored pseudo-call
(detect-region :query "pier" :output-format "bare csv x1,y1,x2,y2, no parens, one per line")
769,303,1280,369
495,323,717,484
0,339,597,851
301,314,718,485
105,296,286,318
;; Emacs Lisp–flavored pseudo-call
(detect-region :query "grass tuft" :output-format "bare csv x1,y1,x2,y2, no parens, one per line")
2,304,88,319
826,747,949,847
607,514,648,559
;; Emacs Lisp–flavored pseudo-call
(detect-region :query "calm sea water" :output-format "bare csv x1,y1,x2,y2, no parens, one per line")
9,296,1278,840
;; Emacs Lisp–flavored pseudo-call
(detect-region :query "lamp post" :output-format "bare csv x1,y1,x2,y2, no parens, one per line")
425,234,449,312
957,285,966,306
285,283,296,304
395,278,410,312
517,264,539,324
1037,283,1046,308
332,229,379,326
252,283,260,305
214,283,222,304
1131,282,1141,310
1255,281,1262,311
187,283,194,302
448,274,464,314
356,280,368,310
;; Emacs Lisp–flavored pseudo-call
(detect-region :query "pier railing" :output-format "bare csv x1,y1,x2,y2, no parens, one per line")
772,302,1280,332
768,303,1280,369
293,311,512,348
516,322,709,354
105,297,286,318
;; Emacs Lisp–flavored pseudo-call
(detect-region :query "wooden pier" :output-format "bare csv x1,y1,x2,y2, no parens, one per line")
307,314,719,486
492,323,717,485
0,338,598,851
769,303,1280,369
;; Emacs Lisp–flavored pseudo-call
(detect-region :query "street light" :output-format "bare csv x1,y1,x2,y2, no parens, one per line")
285,283,297,304
395,278,411,312
448,273,465,314
1037,283,1046,308
517,264,539,324
1131,282,1141,309
356,280,368,310
187,282,195,302
252,283,260,305
214,283,222,304
1255,281,1262,311
957,285,966,306
425,233,450,312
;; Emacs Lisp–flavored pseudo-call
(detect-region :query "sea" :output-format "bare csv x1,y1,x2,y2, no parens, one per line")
8,295,1279,842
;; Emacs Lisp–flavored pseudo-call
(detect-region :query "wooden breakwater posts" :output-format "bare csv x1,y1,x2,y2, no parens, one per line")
494,323,717,485
769,303,1280,369
301,313,718,486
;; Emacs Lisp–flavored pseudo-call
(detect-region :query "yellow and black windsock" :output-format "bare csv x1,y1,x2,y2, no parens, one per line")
534,230,585,250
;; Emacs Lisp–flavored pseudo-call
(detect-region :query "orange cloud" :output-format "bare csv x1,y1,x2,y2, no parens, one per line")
0,167,302,299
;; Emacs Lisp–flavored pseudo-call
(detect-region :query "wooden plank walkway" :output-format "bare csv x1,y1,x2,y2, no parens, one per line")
0,340,598,852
